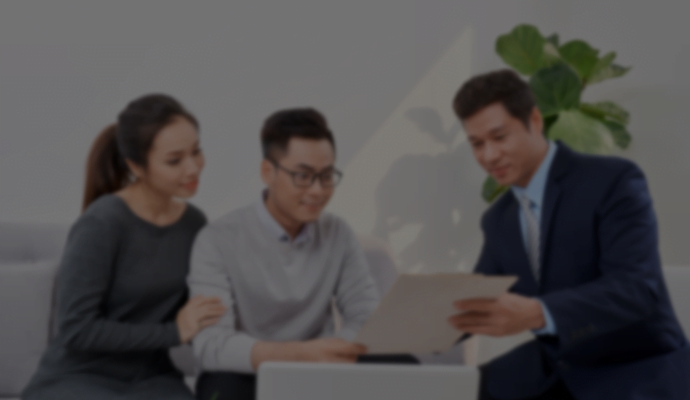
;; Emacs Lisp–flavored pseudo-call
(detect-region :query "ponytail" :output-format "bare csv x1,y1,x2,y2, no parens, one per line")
82,124,129,211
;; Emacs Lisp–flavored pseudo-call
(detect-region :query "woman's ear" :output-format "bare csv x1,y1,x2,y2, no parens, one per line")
125,159,144,181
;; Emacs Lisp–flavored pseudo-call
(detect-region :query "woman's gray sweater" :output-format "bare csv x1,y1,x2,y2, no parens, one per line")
22,194,206,399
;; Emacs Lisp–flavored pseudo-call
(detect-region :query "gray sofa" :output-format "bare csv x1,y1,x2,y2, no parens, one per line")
7,221,685,399
0,223,69,400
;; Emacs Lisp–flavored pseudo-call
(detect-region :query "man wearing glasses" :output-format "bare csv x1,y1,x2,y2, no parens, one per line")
187,108,379,400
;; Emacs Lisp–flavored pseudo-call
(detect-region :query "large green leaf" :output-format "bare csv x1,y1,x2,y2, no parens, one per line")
495,24,546,76
586,51,615,85
482,176,509,203
588,59,631,84
559,40,600,82
548,109,614,154
529,64,582,117
602,120,632,149
580,101,630,125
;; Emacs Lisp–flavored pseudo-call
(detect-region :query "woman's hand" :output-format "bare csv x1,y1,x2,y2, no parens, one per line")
176,296,226,344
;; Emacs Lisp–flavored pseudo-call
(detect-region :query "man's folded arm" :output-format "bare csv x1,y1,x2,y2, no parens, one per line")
188,226,258,373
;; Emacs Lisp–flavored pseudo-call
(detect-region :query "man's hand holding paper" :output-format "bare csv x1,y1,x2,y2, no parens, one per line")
448,293,546,337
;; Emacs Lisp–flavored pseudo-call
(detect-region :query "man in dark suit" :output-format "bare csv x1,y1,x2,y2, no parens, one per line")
448,69,690,400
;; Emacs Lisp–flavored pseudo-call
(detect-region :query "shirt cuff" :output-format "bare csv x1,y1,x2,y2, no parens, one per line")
532,299,557,336
194,331,258,374
222,333,258,373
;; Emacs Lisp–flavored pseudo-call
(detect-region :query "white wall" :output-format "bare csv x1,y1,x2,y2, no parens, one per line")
1,0,688,270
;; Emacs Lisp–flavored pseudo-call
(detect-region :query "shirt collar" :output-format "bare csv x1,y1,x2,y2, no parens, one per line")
511,141,558,209
255,190,314,245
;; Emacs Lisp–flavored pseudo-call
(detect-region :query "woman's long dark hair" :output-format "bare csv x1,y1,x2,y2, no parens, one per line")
82,94,198,211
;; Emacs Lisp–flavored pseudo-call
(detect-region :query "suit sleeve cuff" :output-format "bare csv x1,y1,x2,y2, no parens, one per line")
532,299,557,335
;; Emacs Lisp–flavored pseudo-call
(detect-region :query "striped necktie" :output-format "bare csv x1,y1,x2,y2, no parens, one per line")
518,194,540,282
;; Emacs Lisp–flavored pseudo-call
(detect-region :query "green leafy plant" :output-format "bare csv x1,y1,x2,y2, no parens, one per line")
482,24,632,202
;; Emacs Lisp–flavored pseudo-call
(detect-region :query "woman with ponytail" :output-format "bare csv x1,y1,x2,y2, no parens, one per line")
22,94,226,400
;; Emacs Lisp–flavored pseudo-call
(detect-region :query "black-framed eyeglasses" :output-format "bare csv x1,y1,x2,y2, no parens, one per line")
269,160,343,188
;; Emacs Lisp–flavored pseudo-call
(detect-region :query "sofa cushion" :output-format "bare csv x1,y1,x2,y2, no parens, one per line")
0,260,59,397
0,223,68,264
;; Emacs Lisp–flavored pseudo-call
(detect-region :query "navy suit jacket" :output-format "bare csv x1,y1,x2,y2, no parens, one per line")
476,143,690,400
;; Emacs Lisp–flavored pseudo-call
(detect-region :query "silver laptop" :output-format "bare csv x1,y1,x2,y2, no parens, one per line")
257,362,479,400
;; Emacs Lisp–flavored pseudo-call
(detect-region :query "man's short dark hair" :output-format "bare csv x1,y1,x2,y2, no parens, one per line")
452,69,536,128
260,108,335,160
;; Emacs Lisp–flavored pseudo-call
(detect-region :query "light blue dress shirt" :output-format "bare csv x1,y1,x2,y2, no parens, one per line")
510,141,558,336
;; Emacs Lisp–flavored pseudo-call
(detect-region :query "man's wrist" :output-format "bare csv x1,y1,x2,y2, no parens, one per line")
251,341,302,370
292,341,308,361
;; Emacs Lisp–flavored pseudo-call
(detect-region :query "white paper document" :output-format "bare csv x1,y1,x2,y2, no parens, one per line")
354,273,517,354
